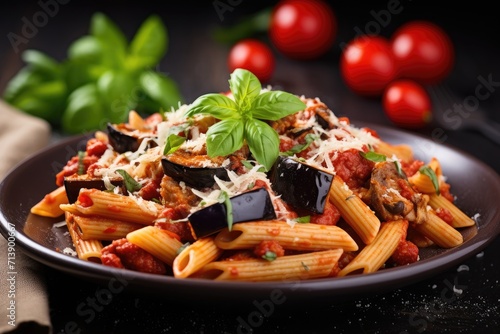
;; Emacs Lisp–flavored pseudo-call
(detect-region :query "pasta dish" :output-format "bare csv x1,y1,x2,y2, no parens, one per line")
30,70,476,281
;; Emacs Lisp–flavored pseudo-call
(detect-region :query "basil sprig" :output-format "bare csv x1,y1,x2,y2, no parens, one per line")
184,69,306,171
419,166,440,195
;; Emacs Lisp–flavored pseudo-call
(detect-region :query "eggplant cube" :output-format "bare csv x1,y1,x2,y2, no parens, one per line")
64,175,124,203
268,156,333,214
161,157,229,189
188,188,276,238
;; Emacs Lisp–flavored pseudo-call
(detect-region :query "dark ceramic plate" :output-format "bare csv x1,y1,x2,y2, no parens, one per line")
1,125,499,304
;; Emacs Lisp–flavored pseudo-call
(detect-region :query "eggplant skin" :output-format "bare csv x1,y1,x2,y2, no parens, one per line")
64,176,124,203
161,157,230,189
268,156,333,214
188,188,276,238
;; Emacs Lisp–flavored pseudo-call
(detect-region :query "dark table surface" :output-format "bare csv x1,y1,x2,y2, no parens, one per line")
1,1,499,333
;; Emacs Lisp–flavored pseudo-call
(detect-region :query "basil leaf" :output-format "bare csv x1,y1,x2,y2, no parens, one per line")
22,50,61,76
163,134,186,155
282,134,318,156
393,160,407,179
128,15,167,70
419,166,440,195
251,90,306,121
218,191,233,231
139,71,183,111
206,118,244,157
360,151,387,162
90,13,127,68
244,118,279,171
115,169,142,192
97,70,137,124
3,67,46,102
293,216,311,224
229,68,261,111
67,35,103,64
185,93,239,119
62,83,106,134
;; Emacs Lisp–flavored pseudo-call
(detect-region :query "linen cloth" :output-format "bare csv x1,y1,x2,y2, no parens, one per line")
0,100,52,334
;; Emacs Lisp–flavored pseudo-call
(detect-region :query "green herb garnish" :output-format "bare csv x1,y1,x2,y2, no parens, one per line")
77,151,85,175
163,133,186,155
262,251,277,262
218,191,234,231
419,166,440,195
301,261,310,271
282,134,318,156
360,151,387,162
177,242,191,255
115,169,142,192
184,69,306,171
393,160,407,179
292,216,311,224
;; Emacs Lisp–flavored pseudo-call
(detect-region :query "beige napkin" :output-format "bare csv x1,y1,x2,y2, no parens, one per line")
0,100,52,334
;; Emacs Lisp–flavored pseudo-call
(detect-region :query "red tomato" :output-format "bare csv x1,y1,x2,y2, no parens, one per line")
340,35,397,97
391,21,454,84
382,79,432,129
228,39,275,82
269,0,336,59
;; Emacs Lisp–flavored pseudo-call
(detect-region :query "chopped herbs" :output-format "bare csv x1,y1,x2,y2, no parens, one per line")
419,166,440,195
282,134,318,156
115,169,142,192
163,133,186,155
177,242,191,254
301,261,310,271
393,160,406,178
292,216,311,224
262,251,277,261
77,151,85,175
360,151,387,162
218,191,234,231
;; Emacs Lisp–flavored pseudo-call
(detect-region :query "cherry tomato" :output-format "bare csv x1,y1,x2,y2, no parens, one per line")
340,35,397,97
391,21,454,84
227,39,275,82
382,79,432,129
269,0,337,59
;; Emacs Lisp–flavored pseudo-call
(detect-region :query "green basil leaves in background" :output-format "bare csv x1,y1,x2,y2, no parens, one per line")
3,13,182,134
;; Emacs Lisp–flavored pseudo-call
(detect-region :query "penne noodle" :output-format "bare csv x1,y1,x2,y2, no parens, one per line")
126,226,183,266
173,237,223,278
195,249,343,281
65,213,102,262
427,194,475,228
72,215,144,240
60,188,161,225
214,220,358,252
411,210,463,248
338,220,408,277
328,176,380,245
31,186,68,218
374,141,413,163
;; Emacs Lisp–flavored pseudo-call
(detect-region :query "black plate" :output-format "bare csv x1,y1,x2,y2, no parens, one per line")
1,125,499,304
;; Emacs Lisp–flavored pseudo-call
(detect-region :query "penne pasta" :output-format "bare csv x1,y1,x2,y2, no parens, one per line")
427,194,475,228
338,220,408,276
374,141,413,163
194,249,343,281
126,226,183,266
60,188,161,225
65,213,102,262
411,210,463,248
173,237,223,278
31,186,68,218
214,220,358,252
328,176,380,245
72,215,144,240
